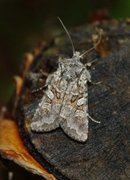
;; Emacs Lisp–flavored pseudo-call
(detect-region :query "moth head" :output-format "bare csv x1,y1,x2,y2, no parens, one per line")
72,51,87,65
73,51,81,58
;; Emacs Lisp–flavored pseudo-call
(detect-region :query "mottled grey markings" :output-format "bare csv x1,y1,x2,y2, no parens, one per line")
31,52,100,142
30,18,101,142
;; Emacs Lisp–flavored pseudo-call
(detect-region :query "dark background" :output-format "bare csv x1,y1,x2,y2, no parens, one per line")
0,0,130,105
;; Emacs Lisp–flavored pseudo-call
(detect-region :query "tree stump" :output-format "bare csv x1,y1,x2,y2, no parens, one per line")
11,20,130,179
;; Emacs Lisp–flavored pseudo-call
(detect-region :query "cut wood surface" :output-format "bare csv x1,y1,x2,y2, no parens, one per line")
2,19,130,180
0,118,56,180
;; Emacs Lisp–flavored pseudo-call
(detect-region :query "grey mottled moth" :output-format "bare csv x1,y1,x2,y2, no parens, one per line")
31,18,101,142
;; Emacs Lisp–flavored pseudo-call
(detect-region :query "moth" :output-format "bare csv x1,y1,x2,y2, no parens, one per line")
31,18,101,142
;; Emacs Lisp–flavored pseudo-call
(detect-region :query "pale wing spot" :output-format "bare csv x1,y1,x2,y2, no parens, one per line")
77,97,86,106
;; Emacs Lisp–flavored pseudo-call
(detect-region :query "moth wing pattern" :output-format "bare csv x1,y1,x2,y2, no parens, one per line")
59,69,89,142
31,55,92,142
31,67,63,132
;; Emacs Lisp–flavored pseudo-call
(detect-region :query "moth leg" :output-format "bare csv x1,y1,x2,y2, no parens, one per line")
89,81,102,86
87,114,101,123
31,85,47,93
85,59,98,67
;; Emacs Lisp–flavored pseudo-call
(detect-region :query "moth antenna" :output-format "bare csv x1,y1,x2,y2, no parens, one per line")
57,17,75,56
80,29,103,58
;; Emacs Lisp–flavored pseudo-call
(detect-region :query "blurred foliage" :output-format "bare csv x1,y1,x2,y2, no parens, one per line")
0,0,130,104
